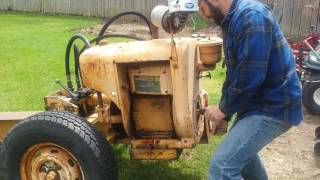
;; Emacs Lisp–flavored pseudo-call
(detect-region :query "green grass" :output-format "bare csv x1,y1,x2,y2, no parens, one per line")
0,12,131,111
0,12,99,111
0,12,226,180
187,14,210,30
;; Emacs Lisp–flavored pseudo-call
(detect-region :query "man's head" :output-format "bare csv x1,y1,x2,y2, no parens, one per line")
198,0,232,26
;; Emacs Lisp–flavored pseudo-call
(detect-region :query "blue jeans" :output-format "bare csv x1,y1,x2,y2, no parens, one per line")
208,115,292,180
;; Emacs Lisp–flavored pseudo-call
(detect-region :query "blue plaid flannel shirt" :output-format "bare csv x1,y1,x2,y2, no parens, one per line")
219,0,303,125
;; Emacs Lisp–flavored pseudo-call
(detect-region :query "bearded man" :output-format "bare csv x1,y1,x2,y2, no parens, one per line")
198,0,303,179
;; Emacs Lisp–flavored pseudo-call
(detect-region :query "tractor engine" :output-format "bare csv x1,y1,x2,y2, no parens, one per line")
43,2,223,160
78,37,222,159
0,3,227,179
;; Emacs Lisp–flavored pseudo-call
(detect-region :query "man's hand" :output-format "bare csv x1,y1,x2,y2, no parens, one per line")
205,106,226,126
205,106,228,135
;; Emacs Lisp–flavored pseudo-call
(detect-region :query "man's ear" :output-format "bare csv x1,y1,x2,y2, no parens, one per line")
207,0,219,6
199,0,212,19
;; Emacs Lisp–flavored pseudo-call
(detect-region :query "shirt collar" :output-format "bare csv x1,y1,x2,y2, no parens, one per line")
221,0,240,30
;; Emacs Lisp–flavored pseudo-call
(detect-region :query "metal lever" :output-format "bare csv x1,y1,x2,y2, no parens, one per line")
198,72,212,79
54,79,78,98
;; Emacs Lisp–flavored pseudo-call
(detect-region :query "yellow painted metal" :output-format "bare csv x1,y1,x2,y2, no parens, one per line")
45,90,79,114
131,138,196,149
80,37,222,140
133,95,173,137
114,64,133,136
0,112,41,142
130,148,179,160
0,120,19,142
128,63,172,95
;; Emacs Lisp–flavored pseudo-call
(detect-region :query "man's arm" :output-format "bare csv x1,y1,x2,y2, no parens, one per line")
218,70,230,120
219,9,273,119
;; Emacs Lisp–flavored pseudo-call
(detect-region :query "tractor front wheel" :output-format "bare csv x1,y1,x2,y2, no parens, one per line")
0,111,117,180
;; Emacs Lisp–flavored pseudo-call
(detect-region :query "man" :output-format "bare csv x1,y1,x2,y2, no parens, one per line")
198,0,303,179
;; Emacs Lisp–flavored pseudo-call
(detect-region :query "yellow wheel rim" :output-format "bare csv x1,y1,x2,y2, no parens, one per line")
20,143,84,180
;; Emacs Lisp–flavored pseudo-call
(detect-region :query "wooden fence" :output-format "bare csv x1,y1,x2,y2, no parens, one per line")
0,0,320,39
0,0,167,20
264,0,320,39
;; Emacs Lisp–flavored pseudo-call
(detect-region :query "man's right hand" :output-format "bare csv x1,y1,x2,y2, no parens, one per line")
205,106,228,135
205,106,226,125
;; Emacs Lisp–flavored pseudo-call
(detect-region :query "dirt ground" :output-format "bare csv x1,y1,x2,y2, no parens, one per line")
261,110,320,180
76,22,222,40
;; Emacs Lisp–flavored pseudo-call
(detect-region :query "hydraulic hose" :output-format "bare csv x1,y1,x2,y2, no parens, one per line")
93,34,145,43
65,34,90,91
65,12,151,93
97,11,152,44
78,34,145,55
73,45,81,89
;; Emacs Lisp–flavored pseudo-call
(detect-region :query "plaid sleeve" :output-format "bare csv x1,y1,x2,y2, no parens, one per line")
219,9,273,119
219,70,232,121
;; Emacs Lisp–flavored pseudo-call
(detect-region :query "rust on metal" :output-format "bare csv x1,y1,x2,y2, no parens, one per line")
131,138,196,149
133,96,173,138
45,91,79,114
20,143,83,180
79,37,222,140
130,148,179,160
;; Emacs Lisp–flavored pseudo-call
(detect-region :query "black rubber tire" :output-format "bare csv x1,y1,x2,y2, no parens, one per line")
0,111,117,180
0,142,4,179
315,140,320,155
316,126,320,139
302,82,320,115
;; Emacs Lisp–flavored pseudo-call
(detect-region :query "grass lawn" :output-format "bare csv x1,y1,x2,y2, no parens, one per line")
0,12,226,180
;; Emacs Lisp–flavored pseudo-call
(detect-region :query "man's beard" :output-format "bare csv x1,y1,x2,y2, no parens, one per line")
206,1,225,26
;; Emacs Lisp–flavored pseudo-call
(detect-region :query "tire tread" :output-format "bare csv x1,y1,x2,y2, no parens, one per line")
0,111,117,180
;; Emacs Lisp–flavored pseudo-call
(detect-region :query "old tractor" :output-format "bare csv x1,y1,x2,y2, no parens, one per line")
0,1,223,179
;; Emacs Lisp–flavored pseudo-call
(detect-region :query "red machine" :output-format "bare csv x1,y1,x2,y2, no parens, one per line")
287,26,320,77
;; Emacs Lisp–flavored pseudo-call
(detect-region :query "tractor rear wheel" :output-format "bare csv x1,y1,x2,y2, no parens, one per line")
0,111,117,180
